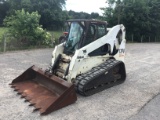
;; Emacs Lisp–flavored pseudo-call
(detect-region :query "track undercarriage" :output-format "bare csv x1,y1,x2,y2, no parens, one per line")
75,59,126,96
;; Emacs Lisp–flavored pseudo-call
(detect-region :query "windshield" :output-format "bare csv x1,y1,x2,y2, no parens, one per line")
64,22,83,54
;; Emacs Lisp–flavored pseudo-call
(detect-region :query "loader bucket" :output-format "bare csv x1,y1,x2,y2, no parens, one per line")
9,65,77,115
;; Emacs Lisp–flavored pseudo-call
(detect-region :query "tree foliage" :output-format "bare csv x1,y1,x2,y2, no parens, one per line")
4,9,51,46
0,0,10,26
0,0,101,30
3,0,68,30
68,10,100,19
102,0,160,41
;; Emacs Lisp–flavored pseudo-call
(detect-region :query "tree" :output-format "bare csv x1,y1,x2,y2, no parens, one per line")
4,9,51,46
7,0,68,30
147,0,160,39
101,0,117,25
0,0,10,25
68,10,100,19
102,0,160,42
91,12,100,19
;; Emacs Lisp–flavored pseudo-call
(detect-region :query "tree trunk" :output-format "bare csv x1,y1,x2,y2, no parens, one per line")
132,34,133,42
141,36,143,43
3,34,6,52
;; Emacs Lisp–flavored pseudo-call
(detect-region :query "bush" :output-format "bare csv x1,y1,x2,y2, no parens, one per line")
3,9,52,47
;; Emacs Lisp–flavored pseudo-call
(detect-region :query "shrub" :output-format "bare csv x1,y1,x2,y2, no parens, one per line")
3,9,52,47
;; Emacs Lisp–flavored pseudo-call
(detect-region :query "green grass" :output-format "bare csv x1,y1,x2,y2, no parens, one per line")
48,31,64,45
0,27,8,52
48,30,63,41
0,27,8,42
0,27,63,42
0,27,63,52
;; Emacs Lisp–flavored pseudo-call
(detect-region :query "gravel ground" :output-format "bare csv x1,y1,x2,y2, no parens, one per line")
0,43,160,120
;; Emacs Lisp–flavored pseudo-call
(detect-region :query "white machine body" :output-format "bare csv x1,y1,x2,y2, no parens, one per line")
51,24,126,83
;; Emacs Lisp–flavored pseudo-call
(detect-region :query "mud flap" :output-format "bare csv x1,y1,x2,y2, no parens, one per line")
9,65,77,115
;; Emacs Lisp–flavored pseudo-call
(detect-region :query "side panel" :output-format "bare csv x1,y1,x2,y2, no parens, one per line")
67,55,110,82
78,24,125,55
114,39,126,62
113,25,126,62
51,43,64,66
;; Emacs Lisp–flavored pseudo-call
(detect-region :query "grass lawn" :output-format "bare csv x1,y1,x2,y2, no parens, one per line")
0,27,8,42
0,27,63,42
48,31,63,41
0,27,63,52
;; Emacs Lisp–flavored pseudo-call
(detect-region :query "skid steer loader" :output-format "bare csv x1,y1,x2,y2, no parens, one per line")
10,19,126,115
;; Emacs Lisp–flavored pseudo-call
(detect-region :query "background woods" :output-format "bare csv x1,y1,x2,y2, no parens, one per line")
0,0,160,52
102,0,160,42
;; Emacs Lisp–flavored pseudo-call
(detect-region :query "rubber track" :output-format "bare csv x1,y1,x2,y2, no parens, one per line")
75,59,126,96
